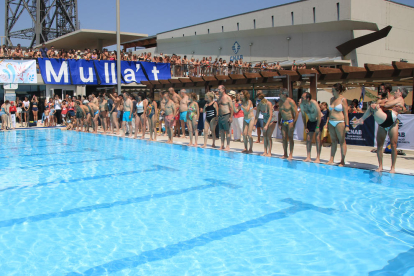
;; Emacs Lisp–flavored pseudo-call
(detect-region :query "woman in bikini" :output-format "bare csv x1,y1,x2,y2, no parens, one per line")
146,97,158,141
187,92,200,147
255,94,275,157
201,92,218,148
326,83,349,167
241,90,255,153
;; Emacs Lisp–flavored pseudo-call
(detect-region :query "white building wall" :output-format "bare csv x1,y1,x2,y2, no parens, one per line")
350,0,414,65
158,0,351,39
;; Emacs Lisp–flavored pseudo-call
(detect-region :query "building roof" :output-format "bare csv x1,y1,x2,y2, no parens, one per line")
35,29,148,50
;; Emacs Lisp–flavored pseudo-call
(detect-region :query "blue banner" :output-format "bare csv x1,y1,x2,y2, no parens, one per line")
141,62,171,81
93,60,117,85
38,58,71,85
69,59,98,85
121,61,148,84
346,113,375,146
38,59,165,85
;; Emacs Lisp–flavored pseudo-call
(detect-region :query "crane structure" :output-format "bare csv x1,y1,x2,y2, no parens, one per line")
4,0,78,47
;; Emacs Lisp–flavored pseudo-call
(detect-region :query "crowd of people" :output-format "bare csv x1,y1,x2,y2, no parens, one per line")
0,83,408,173
1,44,317,77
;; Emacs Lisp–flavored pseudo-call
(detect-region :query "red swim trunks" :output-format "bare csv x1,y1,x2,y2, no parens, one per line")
165,114,175,128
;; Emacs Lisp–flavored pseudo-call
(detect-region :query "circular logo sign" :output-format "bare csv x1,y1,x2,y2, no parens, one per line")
232,41,241,55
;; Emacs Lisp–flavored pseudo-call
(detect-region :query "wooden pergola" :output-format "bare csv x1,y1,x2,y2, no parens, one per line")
141,61,414,111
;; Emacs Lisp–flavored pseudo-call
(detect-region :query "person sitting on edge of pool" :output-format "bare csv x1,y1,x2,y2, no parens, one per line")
277,88,298,160
300,92,322,163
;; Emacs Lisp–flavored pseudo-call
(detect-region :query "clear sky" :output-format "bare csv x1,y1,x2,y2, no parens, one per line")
1,0,413,47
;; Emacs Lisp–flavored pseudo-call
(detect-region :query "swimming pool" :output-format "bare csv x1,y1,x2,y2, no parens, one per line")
0,129,413,275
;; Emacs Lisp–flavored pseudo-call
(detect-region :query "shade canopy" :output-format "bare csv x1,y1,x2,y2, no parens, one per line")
35,29,148,50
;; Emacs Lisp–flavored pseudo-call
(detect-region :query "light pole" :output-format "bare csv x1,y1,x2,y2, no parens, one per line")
116,0,121,95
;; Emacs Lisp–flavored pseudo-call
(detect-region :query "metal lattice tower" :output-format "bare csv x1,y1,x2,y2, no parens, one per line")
4,0,79,47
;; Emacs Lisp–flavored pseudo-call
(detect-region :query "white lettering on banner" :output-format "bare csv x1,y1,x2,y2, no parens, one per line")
79,67,94,83
152,66,159,80
135,64,140,72
124,69,136,82
104,63,110,84
46,59,69,83
104,62,117,84
111,63,116,84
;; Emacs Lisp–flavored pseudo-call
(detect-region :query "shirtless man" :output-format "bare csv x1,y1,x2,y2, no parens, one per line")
277,88,298,160
168,87,182,137
47,46,55,58
122,92,133,137
109,92,122,135
87,101,100,134
159,92,168,136
300,92,322,163
83,99,92,132
356,84,407,173
217,85,234,151
163,91,177,144
179,89,189,138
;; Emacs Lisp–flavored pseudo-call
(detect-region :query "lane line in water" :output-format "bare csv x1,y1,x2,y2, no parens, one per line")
66,198,335,276
0,148,94,159
0,138,50,144
0,179,239,229
0,156,125,171
0,164,176,192
0,143,74,152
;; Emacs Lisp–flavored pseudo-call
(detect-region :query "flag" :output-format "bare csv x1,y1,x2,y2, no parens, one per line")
359,85,365,109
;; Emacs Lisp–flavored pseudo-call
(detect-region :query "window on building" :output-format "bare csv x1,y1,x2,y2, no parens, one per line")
253,19,256,29
313,7,316,23
208,29,210,34
291,12,294,25
183,34,184,37
337,3,340,20
237,22,239,31
195,32,196,35
272,16,274,27
222,26,224,32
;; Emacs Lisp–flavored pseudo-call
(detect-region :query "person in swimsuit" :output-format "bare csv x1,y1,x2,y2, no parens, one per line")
122,92,133,138
22,97,30,127
179,89,189,138
98,95,108,134
217,85,234,151
325,83,350,167
300,92,322,163
159,92,168,136
87,101,100,134
139,95,148,140
0,101,9,131
201,92,219,148
146,96,158,141
74,101,84,131
163,91,177,144
31,95,39,123
16,99,22,127
355,85,407,173
186,92,200,147
241,90,255,153
134,95,145,139
256,94,275,157
277,88,298,160
109,92,122,135
168,87,182,137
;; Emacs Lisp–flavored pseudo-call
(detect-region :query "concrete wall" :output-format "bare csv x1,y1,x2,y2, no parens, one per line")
350,0,414,65
158,0,351,39
157,26,352,64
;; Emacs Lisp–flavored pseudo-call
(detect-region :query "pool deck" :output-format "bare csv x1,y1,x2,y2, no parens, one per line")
4,126,414,176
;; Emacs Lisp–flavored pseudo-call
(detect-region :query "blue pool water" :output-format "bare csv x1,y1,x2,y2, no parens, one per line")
0,129,413,276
